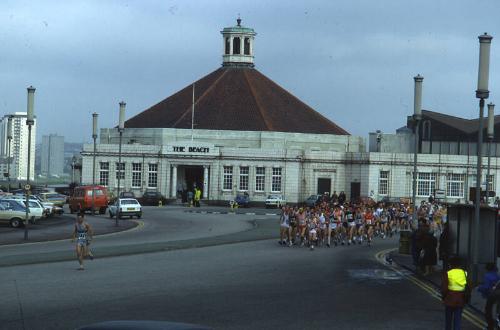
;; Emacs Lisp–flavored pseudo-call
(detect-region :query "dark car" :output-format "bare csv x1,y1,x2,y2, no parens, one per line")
305,194,322,207
120,191,136,198
140,191,165,206
234,193,250,207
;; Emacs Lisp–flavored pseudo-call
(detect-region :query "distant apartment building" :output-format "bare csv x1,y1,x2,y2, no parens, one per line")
41,134,65,176
0,113,36,181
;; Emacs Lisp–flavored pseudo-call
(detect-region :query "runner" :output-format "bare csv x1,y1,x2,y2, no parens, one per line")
279,206,291,246
72,212,94,270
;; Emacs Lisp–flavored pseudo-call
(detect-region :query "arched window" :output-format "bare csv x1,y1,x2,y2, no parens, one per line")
244,38,250,55
233,37,241,55
225,37,230,55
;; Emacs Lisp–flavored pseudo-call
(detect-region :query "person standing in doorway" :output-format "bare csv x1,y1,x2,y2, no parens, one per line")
194,187,202,207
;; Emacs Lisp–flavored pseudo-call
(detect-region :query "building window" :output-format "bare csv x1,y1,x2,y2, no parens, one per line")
225,37,230,55
148,163,158,188
99,162,109,186
379,171,389,195
115,162,125,181
255,167,265,192
487,174,495,193
244,37,250,55
239,166,249,191
223,166,233,190
132,163,142,188
233,37,240,54
446,173,465,198
417,172,436,197
271,167,282,192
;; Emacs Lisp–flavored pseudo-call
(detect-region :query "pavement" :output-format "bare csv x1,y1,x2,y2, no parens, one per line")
390,250,487,314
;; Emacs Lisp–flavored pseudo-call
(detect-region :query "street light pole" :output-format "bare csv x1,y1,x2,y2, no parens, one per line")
412,74,423,227
116,101,125,227
473,32,493,283
486,102,495,205
24,86,35,241
92,113,98,215
6,115,13,193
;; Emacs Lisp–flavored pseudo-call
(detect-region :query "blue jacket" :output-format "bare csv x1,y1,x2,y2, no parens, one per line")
478,271,500,298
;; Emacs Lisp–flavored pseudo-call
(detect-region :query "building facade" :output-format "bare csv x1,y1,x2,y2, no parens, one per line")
0,113,36,181
41,134,65,176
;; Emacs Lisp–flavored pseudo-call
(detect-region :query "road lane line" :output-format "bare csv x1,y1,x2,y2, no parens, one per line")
376,248,486,329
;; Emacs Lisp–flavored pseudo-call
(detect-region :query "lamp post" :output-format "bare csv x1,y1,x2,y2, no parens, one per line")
6,115,13,193
486,102,495,205
24,86,35,241
71,156,76,184
473,32,493,283
92,113,98,215
412,74,423,226
116,101,125,226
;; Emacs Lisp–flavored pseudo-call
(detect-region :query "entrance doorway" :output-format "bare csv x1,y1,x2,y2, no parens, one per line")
176,165,204,202
350,182,361,201
317,178,331,195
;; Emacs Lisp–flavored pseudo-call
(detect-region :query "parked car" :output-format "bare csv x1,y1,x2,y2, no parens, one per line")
38,192,67,207
69,185,109,214
265,194,286,208
108,198,142,219
305,194,322,207
232,193,250,207
4,195,59,218
2,198,44,222
0,199,27,228
119,191,136,198
140,191,165,206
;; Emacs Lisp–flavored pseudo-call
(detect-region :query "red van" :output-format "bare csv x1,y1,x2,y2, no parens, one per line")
69,185,109,214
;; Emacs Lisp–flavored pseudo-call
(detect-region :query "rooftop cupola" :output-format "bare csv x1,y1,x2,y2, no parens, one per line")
221,18,256,68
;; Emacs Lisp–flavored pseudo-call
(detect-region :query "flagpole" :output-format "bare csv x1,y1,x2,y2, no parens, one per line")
191,83,195,141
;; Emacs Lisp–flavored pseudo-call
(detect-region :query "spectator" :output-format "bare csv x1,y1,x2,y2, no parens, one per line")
478,263,500,299
338,191,346,205
422,229,438,276
441,255,469,330
439,223,450,269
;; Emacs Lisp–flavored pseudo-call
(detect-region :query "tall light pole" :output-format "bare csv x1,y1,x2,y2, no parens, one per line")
486,102,495,205
473,32,493,283
71,156,76,184
412,74,423,226
92,113,98,215
6,115,13,193
116,101,125,226
24,86,35,241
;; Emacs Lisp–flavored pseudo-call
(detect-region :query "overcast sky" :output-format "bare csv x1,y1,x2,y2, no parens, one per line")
1,0,499,143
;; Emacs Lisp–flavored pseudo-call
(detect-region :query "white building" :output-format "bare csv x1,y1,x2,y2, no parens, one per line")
0,113,36,181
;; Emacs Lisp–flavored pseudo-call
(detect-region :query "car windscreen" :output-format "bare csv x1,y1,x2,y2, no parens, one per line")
87,189,104,196
121,199,139,205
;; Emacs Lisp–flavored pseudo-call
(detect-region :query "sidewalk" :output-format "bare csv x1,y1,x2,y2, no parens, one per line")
390,251,486,314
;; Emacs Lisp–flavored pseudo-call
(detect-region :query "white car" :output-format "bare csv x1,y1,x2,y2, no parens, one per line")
3,196,51,219
265,194,286,208
109,198,142,219
0,198,42,223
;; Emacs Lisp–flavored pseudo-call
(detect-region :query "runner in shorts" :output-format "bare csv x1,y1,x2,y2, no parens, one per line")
72,212,93,270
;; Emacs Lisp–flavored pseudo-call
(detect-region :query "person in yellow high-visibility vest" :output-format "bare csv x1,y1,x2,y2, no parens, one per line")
441,256,469,330
194,187,201,207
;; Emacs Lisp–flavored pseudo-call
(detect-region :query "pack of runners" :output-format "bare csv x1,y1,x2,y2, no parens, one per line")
279,201,416,250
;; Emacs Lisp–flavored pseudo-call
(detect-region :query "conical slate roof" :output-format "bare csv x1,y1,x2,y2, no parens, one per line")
125,67,349,135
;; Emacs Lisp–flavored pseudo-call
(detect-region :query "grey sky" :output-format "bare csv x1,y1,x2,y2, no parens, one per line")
1,0,499,143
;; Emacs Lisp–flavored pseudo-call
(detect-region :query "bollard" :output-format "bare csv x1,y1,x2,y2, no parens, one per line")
399,230,411,254
158,200,163,207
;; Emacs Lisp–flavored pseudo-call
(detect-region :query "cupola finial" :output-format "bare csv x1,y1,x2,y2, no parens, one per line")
237,15,241,26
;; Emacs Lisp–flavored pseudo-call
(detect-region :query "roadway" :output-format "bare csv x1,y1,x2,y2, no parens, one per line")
0,207,484,329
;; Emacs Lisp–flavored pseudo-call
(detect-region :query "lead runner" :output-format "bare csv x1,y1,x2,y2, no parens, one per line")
72,211,94,270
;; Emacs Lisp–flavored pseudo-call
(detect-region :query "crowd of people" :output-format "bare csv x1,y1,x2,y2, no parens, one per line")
278,194,448,254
